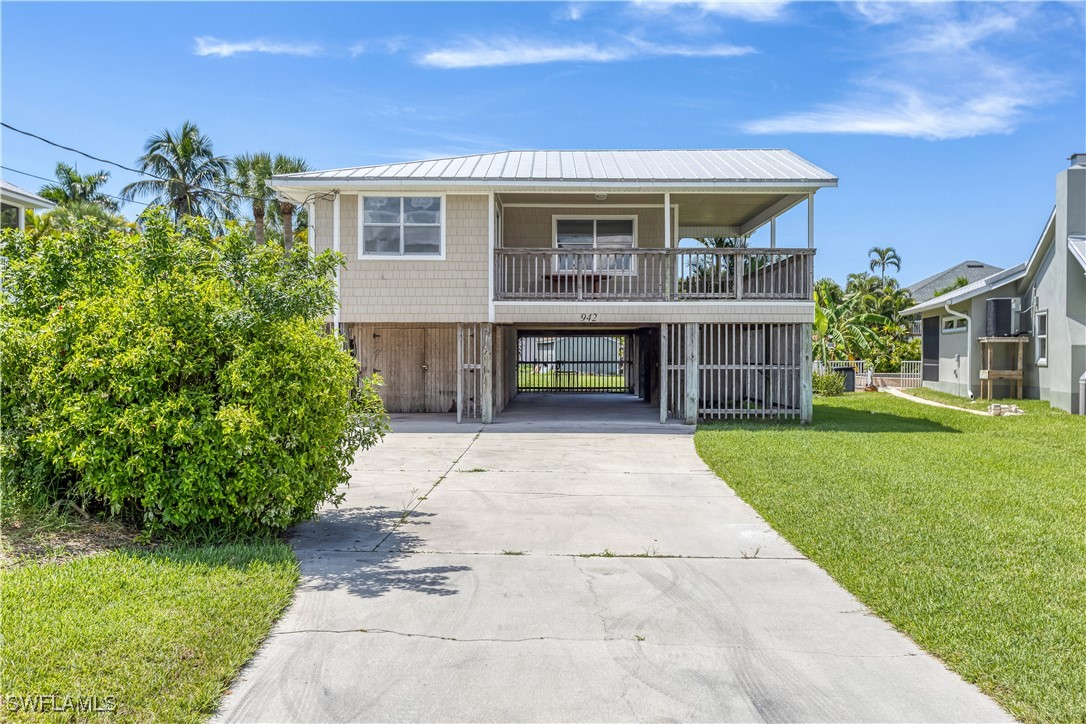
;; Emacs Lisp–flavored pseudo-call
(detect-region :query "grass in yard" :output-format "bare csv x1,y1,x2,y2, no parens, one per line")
517,368,627,390
903,386,1055,414
1,537,298,722
696,393,1085,723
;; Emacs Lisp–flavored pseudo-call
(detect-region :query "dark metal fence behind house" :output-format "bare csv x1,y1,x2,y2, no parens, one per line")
517,334,633,393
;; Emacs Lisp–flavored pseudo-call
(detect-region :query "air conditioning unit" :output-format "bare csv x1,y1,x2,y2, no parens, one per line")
985,298,1019,337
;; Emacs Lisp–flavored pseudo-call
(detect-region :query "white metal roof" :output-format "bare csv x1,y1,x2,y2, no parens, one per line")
902,263,1028,315
0,179,54,209
271,149,837,187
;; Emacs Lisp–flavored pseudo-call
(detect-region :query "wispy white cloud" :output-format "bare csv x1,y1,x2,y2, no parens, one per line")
631,1,791,23
350,37,407,58
418,36,753,68
744,80,1038,140
193,36,322,58
559,2,590,21
697,1,792,21
743,5,1064,140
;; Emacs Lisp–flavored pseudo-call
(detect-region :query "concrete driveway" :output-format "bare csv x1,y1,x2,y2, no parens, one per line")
218,396,1008,723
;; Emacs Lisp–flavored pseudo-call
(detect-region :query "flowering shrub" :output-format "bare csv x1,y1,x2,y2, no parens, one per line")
1,209,387,532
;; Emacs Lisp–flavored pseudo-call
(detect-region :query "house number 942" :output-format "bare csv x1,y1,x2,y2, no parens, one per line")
580,313,598,322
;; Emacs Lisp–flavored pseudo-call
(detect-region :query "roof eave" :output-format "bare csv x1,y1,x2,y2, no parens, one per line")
0,188,55,210
1022,207,1057,281
270,177,837,196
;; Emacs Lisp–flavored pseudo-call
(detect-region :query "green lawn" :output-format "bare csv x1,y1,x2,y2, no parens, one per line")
517,367,627,390
903,385,1055,414
695,393,1086,723
1,542,298,721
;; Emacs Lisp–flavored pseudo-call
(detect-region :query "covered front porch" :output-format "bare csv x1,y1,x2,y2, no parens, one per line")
493,189,815,302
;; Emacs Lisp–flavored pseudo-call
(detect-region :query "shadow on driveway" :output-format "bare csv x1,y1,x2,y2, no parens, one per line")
293,505,470,599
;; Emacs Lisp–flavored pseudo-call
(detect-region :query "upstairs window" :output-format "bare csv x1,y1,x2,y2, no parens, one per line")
361,196,443,257
553,217,636,272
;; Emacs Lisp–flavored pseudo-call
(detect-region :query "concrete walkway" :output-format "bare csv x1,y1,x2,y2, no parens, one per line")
217,395,1008,723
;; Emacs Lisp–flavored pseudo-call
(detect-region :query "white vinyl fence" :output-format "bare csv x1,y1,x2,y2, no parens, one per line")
815,360,922,389
814,360,872,388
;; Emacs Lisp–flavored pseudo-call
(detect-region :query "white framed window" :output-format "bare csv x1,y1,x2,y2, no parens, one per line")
552,215,637,274
942,317,967,333
1035,310,1048,366
358,195,445,259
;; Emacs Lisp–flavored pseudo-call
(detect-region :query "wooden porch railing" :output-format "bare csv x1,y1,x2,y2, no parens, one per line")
494,247,814,302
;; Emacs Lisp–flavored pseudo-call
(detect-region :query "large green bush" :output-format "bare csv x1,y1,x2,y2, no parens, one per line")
1,210,388,532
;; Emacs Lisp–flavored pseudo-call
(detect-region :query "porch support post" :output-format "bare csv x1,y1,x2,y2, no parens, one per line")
307,200,316,260
659,323,668,424
800,323,813,424
770,217,776,248
807,193,814,249
664,193,672,248
684,322,699,425
332,193,341,331
664,192,673,299
456,323,464,424
487,192,496,323
481,323,494,424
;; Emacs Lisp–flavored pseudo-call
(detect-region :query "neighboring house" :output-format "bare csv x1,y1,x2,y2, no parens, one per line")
907,260,1003,303
902,154,1086,414
270,149,837,423
1,180,54,230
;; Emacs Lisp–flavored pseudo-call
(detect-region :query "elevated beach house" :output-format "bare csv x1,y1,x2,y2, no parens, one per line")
269,149,837,423
902,154,1086,414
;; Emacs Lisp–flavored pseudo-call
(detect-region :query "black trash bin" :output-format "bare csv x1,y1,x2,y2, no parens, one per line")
832,366,856,392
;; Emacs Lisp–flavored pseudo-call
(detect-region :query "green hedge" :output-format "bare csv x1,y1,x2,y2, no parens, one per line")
812,370,846,396
1,210,388,533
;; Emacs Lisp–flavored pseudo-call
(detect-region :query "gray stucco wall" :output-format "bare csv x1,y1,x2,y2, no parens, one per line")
1030,165,1086,413
919,164,1086,413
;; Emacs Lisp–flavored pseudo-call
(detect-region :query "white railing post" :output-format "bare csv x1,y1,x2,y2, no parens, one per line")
735,252,744,300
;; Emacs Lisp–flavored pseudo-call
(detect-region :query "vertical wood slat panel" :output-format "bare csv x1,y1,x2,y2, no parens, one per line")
689,322,803,421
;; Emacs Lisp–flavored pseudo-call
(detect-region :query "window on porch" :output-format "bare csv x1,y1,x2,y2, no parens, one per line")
554,217,635,272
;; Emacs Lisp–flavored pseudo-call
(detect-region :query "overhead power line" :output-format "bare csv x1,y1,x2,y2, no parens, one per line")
1,164,151,206
2,121,337,211
4,121,258,205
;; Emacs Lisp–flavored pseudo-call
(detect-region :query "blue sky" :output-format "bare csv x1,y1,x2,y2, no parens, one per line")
2,1,1083,284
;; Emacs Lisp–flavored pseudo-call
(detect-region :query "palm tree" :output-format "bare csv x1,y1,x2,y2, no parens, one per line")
814,277,843,306
875,278,916,318
813,286,890,363
845,271,881,309
268,154,310,251
868,246,901,282
38,162,119,212
120,121,232,227
231,152,274,244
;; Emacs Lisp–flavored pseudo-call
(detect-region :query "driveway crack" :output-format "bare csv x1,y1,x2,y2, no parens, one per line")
370,431,481,552
268,628,921,658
